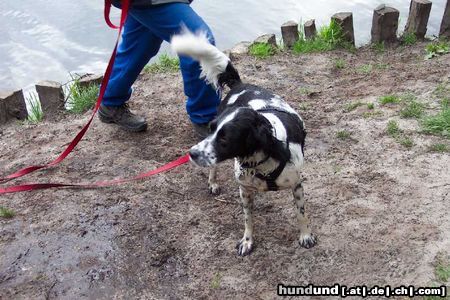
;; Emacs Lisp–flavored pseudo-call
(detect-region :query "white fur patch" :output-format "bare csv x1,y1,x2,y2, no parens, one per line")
227,90,247,105
260,113,287,142
248,99,268,110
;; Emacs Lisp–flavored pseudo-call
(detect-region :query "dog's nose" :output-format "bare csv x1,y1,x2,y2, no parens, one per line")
189,149,200,160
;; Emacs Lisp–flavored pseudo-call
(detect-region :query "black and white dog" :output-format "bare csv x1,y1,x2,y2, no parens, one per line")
172,31,316,256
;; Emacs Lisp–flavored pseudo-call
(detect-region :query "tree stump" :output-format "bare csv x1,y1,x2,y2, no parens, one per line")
440,0,450,38
331,12,355,45
0,90,27,125
371,5,400,44
78,74,103,89
281,21,299,48
405,0,432,39
35,81,65,116
254,34,277,47
304,19,317,39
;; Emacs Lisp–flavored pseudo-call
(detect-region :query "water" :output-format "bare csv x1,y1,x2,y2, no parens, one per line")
0,0,446,91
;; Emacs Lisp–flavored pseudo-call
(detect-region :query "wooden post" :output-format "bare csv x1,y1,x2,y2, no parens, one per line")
371,5,400,44
0,90,27,125
35,81,65,116
405,0,432,39
281,21,299,48
304,19,317,39
331,12,355,45
440,0,450,38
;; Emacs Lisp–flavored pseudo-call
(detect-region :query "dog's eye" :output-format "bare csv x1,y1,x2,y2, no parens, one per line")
217,129,227,145
209,121,217,133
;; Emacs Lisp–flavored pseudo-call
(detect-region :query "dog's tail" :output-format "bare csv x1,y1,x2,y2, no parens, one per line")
171,30,241,89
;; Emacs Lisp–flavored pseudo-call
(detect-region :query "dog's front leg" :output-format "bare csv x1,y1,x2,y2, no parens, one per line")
236,185,256,256
293,182,317,249
208,166,220,195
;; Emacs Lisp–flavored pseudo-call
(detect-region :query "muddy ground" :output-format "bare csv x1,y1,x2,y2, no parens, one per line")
1,41,449,299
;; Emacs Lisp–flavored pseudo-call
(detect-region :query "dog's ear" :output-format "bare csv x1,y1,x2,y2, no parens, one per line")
252,116,290,162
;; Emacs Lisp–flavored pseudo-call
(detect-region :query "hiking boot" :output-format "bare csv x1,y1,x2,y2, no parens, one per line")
98,103,147,132
192,122,210,140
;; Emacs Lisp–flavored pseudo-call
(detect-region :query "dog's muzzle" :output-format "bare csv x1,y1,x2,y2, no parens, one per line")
189,140,216,167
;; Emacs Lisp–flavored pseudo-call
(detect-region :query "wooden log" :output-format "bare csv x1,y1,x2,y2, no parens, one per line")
405,0,432,39
35,81,64,115
371,5,400,44
281,21,299,48
304,19,317,39
332,12,355,45
254,34,277,47
0,90,27,125
440,0,450,38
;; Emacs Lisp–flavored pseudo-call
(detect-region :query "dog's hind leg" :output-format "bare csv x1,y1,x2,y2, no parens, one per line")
236,186,256,256
293,182,317,249
208,166,220,195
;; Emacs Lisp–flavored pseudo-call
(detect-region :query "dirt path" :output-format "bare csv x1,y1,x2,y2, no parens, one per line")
1,42,449,299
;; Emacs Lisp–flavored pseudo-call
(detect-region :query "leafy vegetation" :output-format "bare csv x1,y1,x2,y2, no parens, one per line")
422,106,450,138
386,120,414,148
26,92,44,123
372,41,385,54
367,103,375,110
400,99,425,119
429,143,449,153
68,79,99,114
357,64,373,74
425,40,450,60
249,42,277,58
0,206,15,219
334,58,346,69
344,101,364,112
402,32,417,45
336,130,351,140
210,272,222,289
144,54,180,73
379,95,400,105
387,120,401,136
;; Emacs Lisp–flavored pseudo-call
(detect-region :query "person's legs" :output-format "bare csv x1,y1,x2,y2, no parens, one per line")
130,3,221,127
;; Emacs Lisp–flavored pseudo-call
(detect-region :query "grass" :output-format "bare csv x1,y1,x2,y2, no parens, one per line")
387,120,415,148
299,87,312,95
434,82,450,99
363,110,383,118
379,95,400,105
367,103,375,110
372,41,385,54
293,20,353,54
344,101,364,112
336,130,351,140
249,42,276,59
402,32,417,45
356,64,373,74
387,120,401,136
398,136,414,148
400,99,425,119
144,54,180,73
429,143,449,153
68,80,99,114
26,92,43,123
375,63,390,70
435,261,450,283
422,107,450,138
210,272,222,289
0,206,15,219
425,40,450,60
334,58,346,69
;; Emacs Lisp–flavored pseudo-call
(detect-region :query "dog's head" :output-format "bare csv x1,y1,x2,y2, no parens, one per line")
189,108,287,167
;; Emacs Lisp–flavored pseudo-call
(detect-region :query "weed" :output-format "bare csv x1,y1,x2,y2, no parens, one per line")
429,143,449,153
336,130,351,140
435,260,450,282
293,20,351,54
344,101,364,112
422,107,450,138
68,80,99,114
334,58,346,69
299,103,310,111
398,136,414,148
144,54,180,73
367,103,375,110
434,83,450,99
26,92,43,123
0,206,15,219
400,100,425,119
299,87,312,95
363,110,383,118
375,63,390,70
210,272,222,289
357,64,373,74
425,41,450,60
379,95,400,105
402,32,417,45
249,42,276,58
387,120,401,136
372,41,385,54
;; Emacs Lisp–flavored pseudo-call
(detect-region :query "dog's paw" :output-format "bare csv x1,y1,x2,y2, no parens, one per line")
208,183,221,195
299,234,317,249
236,237,253,256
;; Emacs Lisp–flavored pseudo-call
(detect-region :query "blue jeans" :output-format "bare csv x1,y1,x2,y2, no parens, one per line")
102,3,220,124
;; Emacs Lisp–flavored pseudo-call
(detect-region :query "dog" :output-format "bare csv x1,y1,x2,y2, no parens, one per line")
171,31,316,256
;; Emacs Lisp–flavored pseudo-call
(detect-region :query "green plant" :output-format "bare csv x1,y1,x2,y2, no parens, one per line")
398,136,414,148
344,101,364,112
249,42,276,58
379,95,400,105
367,103,375,110
402,32,417,45
26,92,43,123
293,20,351,54
357,64,373,74
375,63,390,70
363,110,383,118
336,130,351,140
334,58,346,69
68,80,99,114
429,143,449,153
372,41,385,54
210,272,222,289
434,83,450,99
422,106,450,137
387,120,401,136
400,100,425,119
425,41,450,60
144,54,180,73
0,206,15,219
299,87,312,95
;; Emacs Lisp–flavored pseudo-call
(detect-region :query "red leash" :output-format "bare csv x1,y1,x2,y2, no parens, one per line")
0,0,190,194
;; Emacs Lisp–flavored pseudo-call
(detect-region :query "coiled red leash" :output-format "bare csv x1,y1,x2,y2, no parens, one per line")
0,0,190,194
